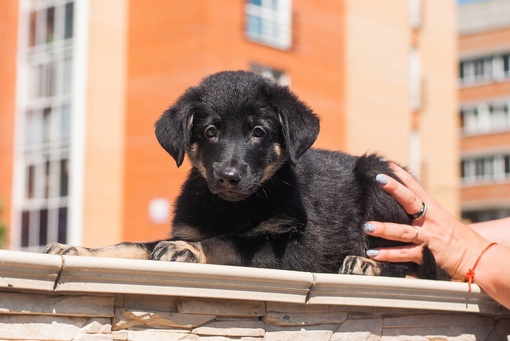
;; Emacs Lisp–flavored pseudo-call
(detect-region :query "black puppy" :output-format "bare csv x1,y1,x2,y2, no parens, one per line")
45,70,443,279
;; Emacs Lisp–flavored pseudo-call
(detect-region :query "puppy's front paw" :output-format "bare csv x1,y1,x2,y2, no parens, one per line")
149,241,206,263
43,242,81,256
339,256,381,276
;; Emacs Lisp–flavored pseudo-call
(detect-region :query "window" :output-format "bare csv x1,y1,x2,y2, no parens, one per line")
16,0,75,251
460,99,510,135
245,0,292,50
250,64,290,85
461,153,510,184
409,48,421,111
460,53,510,85
408,0,421,29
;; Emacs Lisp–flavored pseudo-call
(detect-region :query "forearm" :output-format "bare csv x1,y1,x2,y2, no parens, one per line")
470,244,510,309
469,217,510,248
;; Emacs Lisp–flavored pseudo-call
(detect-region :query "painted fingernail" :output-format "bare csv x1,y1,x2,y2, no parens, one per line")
366,249,379,258
375,174,388,185
363,223,375,233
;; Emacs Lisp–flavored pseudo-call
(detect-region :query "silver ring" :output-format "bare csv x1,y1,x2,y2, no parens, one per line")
408,202,427,220
411,226,419,243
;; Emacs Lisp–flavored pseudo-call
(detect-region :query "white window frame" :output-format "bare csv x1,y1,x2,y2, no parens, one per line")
12,0,87,251
460,98,510,136
245,0,292,50
409,48,421,111
460,52,510,86
408,0,421,29
250,64,290,86
461,153,510,185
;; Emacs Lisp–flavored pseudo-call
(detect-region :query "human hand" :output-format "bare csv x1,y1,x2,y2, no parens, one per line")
363,163,491,281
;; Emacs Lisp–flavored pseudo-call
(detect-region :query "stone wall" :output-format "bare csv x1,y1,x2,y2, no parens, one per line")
1,291,509,340
0,250,509,340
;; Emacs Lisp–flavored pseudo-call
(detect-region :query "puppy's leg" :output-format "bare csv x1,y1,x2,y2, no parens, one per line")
339,256,382,276
43,241,158,259
149,241,206,263
149,237,244,265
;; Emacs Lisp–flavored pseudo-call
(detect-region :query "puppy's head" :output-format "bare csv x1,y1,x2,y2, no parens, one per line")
155,70,320,201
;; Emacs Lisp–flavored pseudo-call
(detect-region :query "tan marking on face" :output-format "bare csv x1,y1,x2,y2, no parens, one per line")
188,143,207,178
260,144,285,183
273,143,282,157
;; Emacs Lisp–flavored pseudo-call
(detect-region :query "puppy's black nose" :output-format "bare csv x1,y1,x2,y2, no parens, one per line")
218,168,241,186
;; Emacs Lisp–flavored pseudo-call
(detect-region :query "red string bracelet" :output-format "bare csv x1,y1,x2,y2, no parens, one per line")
465,242,497,293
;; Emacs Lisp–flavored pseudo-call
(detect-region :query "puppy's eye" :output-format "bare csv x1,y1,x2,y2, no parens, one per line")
252,126,265,138
204,126,218,139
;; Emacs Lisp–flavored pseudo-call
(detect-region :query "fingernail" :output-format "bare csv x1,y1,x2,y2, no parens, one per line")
366,249,379,257
376,174,388,185
363,223,375,233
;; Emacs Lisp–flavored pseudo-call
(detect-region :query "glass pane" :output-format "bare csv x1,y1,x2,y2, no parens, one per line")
61,104,71,140
26,165,35,199
43,107,52,142
46,7,55,44
45,62,55,97
58,207,67,243
247,15,263,36
64,2,74,39
37,64,44,97
25,110,34,144
63,57,72,94
59,159,69,197
33,110,43,144
503,54,510,74
21,211,30,247
44,159,51,198
29,11,36,47
39,209,48,246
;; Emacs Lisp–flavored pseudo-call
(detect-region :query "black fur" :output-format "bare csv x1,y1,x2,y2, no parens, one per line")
155,70,442,278
45,70,445,279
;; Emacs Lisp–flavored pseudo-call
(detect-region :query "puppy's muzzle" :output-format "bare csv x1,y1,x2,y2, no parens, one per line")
210,162,257,201
218,167,241,187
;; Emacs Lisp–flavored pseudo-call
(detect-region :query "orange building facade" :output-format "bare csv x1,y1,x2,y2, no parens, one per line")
458,0,510,222
0,0,458,250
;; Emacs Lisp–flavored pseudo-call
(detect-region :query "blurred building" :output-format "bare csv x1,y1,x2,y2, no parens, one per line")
0,0,457,251
458,0,510,222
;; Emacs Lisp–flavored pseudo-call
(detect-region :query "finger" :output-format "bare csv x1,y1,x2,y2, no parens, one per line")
364,221,421,244
375,173,425,219
388,163,429,200
366,244,423,265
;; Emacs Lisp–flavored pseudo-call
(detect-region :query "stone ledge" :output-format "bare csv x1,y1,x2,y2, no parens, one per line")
0,250,503,314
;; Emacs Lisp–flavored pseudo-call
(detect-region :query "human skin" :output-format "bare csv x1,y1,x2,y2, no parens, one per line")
363,163,510,309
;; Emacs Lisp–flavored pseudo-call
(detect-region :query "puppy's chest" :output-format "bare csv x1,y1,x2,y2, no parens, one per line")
178,199,305,238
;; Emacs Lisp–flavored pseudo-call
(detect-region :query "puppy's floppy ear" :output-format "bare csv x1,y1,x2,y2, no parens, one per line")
155,88,200,167
273,86,320,165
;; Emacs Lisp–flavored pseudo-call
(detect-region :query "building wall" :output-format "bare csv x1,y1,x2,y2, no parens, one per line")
0,0,19,248
344,0,410,162
344,0,458,214
419,0,459,213
80,0,128,246
458,2,510,222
